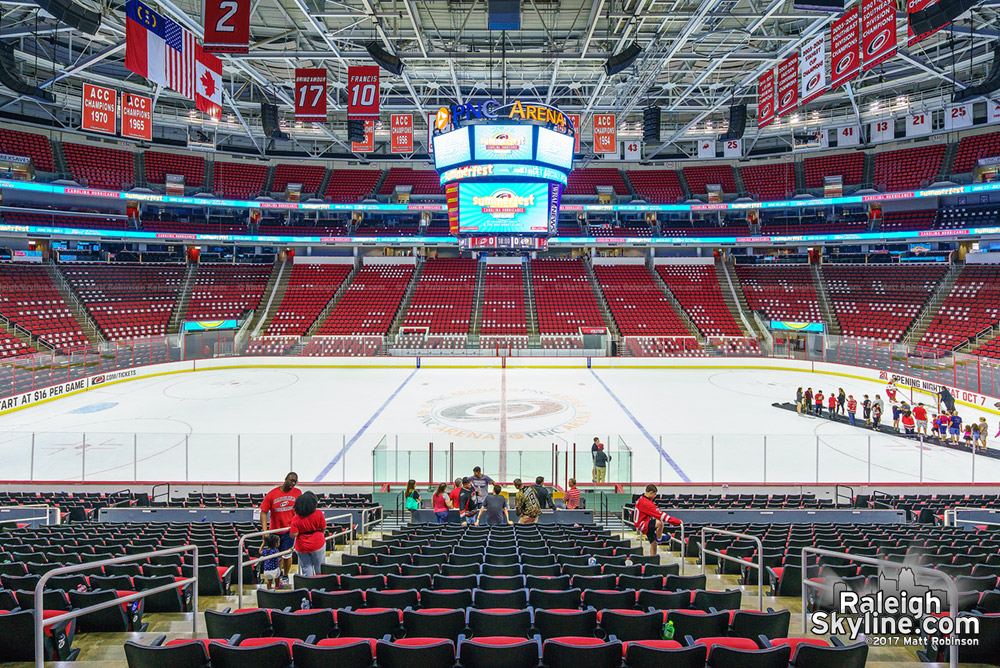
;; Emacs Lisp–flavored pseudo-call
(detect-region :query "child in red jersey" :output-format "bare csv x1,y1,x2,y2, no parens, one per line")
847,395,858,426
814,390,825,417
827,393,837,419
633,484,682,556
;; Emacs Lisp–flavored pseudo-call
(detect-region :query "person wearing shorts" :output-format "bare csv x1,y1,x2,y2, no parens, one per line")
260,472,301,583
949,411,963,444
913,403,928,436
633,484,681,556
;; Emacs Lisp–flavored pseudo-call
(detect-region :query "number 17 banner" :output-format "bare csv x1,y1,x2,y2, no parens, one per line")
295,68,327,121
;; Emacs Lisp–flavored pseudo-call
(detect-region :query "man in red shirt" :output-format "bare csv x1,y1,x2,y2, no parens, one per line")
913,403,928,436
260,472,301,581
449,478,463,510
633,484,681,556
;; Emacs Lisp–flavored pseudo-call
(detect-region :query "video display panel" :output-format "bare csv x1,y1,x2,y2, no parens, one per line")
473,124,534,162
535,127,575,170
432,127,472,168
458,182,551,234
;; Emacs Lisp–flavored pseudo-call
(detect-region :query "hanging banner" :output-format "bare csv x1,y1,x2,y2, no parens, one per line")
194,44,222,121
697,140,715,159
294,68,327,121
723,138,742,158
623,140,641,161
908,0,945,45
989,99,1000,125
861,0,898,71
427,113,435,154
347,65,380,118
351,118,374,152
593,114,617,153
121,92,152,141
830,8,860,88
837,125,860,147
203,0,251,54
758,69,775,129
569,114,581,153
776,53,799,117
870,119,894,143
800,34,826,105
82,83,117,135
906,111,931,137
945,103,973,131
391,113,413,153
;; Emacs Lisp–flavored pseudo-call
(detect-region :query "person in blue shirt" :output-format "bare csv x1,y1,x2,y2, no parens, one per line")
259,534,281,590
949,411,963,444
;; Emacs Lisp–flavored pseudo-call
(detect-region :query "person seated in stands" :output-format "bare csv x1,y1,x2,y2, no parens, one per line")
633,484,682,556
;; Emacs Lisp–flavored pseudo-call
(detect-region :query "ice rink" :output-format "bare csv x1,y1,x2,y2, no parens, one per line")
0,365,997,485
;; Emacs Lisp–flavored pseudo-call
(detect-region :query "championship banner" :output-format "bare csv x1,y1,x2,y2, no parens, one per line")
800,34,826,105
347,65,379,118
908,0,944,45
861,0,897,71
776,53,799,117
294,68,327,121
203,0,250,53
593,114,616,154
757,69,775,129
121,92,152,141
830,8,860,88
569,114,581,153
82,83,116,135
906,111,931,137
391,113,413,153
351,118,374,153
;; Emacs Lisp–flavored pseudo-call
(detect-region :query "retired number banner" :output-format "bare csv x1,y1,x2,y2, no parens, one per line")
294,68,327,121
757,69,775,129
830,8,860,88
391,114,413,153
203,0,250,53
352,118,374,153
121,92,152,140
82,83,117,135
776,53,798,117
861,0,898,71
347,66,380,118
569,114,581,153
593,114,616,154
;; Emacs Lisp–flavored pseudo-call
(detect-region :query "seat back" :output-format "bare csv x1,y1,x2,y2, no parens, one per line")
543,638,622,668
205,608,271,640
271,609,335,641
624,642,707,668
708,644,791,668
291,640,373,668
124,640,209,668
208,641,292,668
377,639,456,668
535,608,597,640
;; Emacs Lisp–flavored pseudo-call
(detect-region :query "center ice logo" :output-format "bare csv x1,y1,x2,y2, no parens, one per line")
417,388,591,438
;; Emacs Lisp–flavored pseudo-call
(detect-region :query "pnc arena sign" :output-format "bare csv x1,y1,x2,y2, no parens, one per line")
434,99,571,130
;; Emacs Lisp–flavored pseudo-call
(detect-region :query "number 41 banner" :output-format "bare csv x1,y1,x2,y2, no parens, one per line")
294,68,327,121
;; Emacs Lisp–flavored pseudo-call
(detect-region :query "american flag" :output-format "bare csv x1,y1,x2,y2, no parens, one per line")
164,15,194,100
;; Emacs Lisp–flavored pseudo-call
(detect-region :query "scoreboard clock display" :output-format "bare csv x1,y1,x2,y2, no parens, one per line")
459,236,549,251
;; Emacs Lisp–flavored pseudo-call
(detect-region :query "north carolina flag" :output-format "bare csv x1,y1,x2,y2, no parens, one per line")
125,0,194,99
195,44,222,121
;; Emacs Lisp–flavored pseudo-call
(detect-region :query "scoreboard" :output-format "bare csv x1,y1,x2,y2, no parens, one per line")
458,236,549,251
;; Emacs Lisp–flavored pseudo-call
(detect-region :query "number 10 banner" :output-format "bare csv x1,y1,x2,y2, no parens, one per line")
347,65,380,118
203,0,251,54
295,68,327,121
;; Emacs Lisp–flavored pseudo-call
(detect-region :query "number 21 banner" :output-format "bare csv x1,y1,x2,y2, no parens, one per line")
203,0,250,54
347,66,380,118
295,68,327,121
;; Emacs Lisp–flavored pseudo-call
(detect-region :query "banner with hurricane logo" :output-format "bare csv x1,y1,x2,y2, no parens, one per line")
861,0,897,71
830,8,860,88
800,34,826,105
776,53,799,118
757,69,775,129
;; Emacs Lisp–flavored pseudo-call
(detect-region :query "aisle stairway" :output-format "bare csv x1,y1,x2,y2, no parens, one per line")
902,264,963,346
249,260,290,334
810,264,842,336
44,262,104,347
167,263,197,334
715,261,756,337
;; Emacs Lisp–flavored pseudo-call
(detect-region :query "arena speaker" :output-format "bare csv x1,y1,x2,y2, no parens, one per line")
365,40,405,76
953,41,1000,103
604,43,642,76
30,0,101,34
909,0,977,39
0,43,55,104
643,106,661,143
347,118,366,143
718,103,746,141
793,0,845,12
260,102,288,140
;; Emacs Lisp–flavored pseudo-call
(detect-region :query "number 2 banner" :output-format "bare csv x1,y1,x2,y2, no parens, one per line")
347,66,380,118
82,83,116,135
122,93,152,141
294,68,327,121
391,114,413,153
203,0,250,54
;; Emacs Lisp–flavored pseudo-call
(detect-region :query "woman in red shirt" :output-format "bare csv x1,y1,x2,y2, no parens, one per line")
289,491,327,577
432,483,453,523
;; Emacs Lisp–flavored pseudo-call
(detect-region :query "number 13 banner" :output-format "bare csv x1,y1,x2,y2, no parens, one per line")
203,0,250,54
295,68,327,121
348,65,380,118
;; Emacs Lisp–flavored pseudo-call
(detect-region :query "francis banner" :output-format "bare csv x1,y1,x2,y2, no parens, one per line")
830,8,860,88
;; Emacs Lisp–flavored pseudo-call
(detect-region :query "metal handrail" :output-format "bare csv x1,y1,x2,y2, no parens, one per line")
943,506,1000,528
360,505,383,538
700,527,763,611
0,515,51,526
236,513,353,608
834,484,854,508
34,545,199,668
801,547,960,668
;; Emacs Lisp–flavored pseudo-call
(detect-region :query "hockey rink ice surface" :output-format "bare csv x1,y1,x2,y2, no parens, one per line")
0,366,997,485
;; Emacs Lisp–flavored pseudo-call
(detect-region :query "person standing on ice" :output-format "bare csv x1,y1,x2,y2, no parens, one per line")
885,380,899,403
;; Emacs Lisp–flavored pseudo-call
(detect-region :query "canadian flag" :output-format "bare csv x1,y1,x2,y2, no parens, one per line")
195,44,222,121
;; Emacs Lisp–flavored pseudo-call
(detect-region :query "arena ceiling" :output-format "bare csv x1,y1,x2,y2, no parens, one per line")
1,0,999,159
